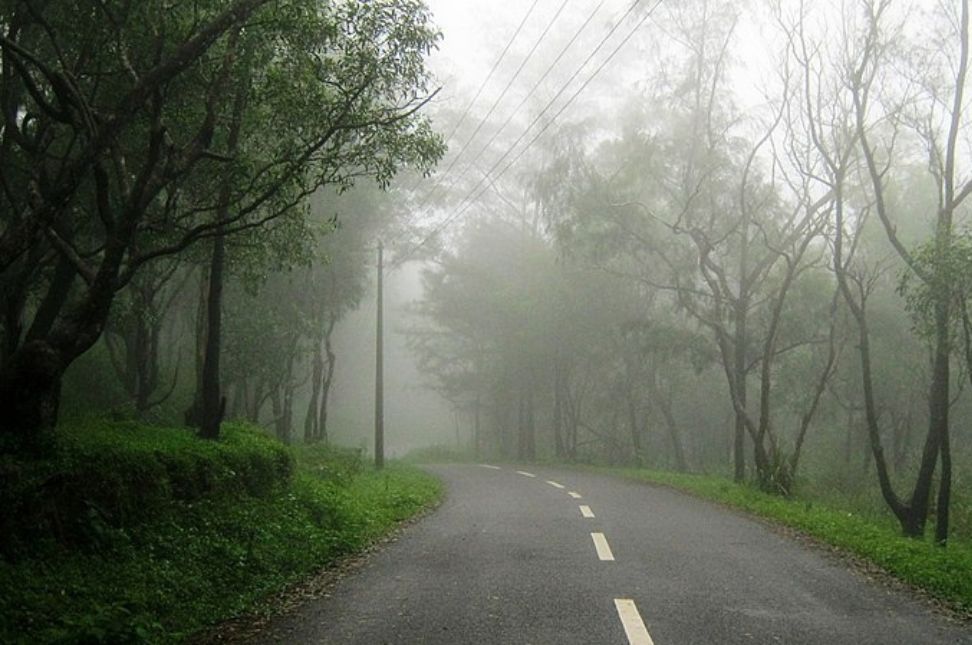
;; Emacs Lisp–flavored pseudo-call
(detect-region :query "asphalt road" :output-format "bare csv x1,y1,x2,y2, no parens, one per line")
252,464,972,644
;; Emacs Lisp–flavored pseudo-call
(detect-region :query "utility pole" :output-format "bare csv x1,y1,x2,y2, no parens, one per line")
374,241,384,469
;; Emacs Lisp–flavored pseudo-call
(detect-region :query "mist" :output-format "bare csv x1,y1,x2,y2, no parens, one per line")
327,261,456,456
6,0,972,641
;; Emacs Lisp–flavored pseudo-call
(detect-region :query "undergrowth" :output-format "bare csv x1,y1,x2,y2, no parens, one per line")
0,420,441,643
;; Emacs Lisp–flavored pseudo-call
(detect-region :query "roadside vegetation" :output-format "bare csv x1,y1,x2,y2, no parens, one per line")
0,421,441,644
591,466,972,612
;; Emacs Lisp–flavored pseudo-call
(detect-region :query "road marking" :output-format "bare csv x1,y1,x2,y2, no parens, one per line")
568,491,583,499
579,505,595,518
591,532,615,561
516,470,537,478
479,464,501,470
614,599,654,645
546,479,565,489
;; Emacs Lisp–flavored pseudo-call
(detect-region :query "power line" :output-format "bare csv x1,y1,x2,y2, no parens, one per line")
449,0,642,220
452,0,611,193
389,0,614,267
410,0,608,226
391,0,661,270
445,0,572,179
398,0,543,196
495,1,662,182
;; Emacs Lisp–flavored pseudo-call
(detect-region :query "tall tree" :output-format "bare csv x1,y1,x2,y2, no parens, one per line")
0,0,444,450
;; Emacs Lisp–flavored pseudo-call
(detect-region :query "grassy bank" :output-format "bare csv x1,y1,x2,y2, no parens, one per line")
591,466,972,612
0,421,441,643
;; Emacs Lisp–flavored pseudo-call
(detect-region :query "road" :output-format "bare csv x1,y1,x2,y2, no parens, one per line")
252,464,972,644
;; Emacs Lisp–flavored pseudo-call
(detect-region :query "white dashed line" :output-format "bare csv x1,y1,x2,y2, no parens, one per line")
614,599,654,645
591,532,615,561
478,464,501,470
579,505,595,518
568,491,583,499
516,470,537,478
546,480,565,489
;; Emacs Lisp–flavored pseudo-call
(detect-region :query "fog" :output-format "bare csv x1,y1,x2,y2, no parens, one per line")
11,0,969,543
327,261,456,456
11,2,972,640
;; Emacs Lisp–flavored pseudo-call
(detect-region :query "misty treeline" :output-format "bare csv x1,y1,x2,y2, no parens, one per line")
0,0,443,447
409,0,972,545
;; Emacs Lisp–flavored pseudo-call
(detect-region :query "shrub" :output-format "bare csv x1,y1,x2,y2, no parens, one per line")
0,420,292,559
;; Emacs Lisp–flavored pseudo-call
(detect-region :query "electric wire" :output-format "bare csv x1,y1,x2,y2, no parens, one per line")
439,0,573,182
448,0,642,221
388,0,614,266
410,0,608,227
398,0,543,196
390,0,661,270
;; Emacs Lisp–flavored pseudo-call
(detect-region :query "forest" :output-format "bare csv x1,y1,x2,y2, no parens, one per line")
2,0,972,641
410,0,972,549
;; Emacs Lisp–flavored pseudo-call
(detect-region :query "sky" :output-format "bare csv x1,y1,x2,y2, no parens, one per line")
406,0,783,235
423,0,776,138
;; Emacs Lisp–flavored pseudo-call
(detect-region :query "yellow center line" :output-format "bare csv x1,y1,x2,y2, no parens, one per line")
515,470,537,478
591,532,615,561
614,598,654,645
579,505,595,518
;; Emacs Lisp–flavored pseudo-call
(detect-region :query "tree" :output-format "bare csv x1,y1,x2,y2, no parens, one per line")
778,0,970,542
103,259,186,415
0,0,444,450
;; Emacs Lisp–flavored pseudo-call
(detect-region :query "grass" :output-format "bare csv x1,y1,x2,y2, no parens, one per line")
0,420,441,643
590,466,972,613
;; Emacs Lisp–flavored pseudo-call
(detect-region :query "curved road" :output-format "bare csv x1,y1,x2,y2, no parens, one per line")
253,464,972,644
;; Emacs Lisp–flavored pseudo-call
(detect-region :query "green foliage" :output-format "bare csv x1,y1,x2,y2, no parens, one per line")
898,233,972,340
595,466,972,611
291,442,364,486
0,421,292,558
0,422,441,643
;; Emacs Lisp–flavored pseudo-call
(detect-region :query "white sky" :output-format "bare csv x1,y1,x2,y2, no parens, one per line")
409,0,781,232
423,0,776,138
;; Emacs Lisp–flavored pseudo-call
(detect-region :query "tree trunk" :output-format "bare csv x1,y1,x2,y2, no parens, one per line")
732,296,748,482
25,253,76,348
473,395,481,457
553,361,566,460
658,396,686,472
627,393,641,465
248,378,265,423
922,302,950,542
648,366,686,471
317,317,337,444
836,211,932,538
271,386,285,442
197,71,247,440
525,385,536,460
199,227,226,440
304,341,323,442
0,341,63,453
517,392,527,460
937,416,952,546
184,271,209,427
230,379,246,419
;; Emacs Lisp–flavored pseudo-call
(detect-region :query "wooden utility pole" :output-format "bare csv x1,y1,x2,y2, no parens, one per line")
374,241,385,469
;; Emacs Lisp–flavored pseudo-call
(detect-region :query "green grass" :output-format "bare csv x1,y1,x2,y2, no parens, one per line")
0,421,441,643
591,466,972,612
